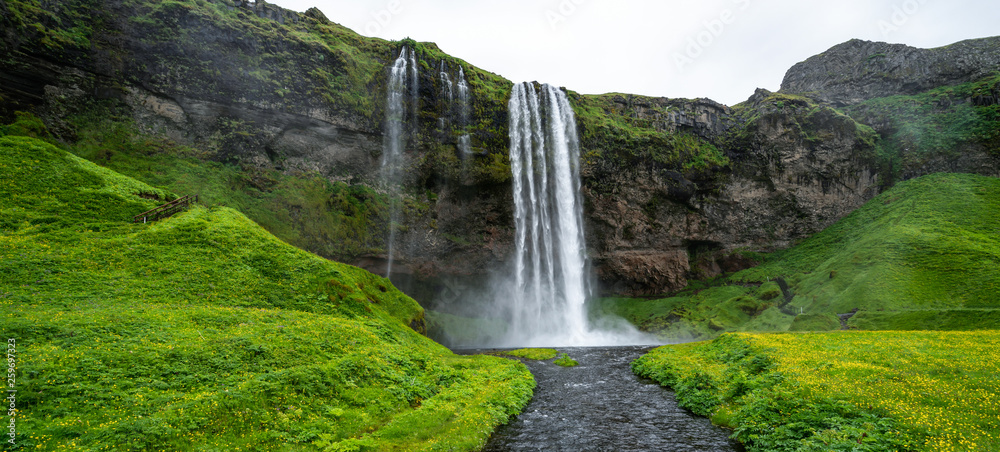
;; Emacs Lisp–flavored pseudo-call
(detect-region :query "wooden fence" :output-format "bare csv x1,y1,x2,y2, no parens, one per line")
133,195,198,224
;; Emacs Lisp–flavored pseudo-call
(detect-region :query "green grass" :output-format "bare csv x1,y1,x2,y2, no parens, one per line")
633,332,1000,451
423,311,509,348
0,135,534,450
62,109,397,261
572,93,730,180
600,172,1000,338
591,282,786,340
552,353,579,367
490,349,578,367
844,74,1000,184
499,349,559,361
734,173,1000,312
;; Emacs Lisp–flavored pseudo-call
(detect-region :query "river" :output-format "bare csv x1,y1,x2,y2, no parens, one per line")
464,346,744,452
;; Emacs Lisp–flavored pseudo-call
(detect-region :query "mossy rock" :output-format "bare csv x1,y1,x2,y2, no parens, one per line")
553,352,579,367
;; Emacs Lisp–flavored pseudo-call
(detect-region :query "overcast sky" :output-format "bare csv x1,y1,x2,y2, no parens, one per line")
268,0,998,106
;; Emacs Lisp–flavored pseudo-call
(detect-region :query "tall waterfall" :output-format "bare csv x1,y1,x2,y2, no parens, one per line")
502,82,591,346
382,46,417,278
457,67,471,155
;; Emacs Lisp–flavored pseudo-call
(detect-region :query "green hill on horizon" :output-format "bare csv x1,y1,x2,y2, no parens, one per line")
0,134,533,451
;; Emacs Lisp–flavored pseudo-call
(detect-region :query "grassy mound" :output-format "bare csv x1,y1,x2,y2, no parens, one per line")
601,172,1000,338
0,135,534,450
633,332,1000,451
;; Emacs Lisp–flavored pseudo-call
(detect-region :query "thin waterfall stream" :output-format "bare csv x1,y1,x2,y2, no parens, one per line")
381,46,416,278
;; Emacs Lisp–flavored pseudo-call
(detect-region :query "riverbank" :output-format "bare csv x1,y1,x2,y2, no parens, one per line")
632,331,1000,451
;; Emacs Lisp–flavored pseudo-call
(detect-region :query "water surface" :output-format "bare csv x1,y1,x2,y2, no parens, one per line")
468,346,744,452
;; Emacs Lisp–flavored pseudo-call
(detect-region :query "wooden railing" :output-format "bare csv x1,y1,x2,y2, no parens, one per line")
133,195,198,224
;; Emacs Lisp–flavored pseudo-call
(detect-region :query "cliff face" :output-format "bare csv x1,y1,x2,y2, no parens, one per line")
2,0,998,301
780,37,1000,106
0,0,516,292
578,90,881,295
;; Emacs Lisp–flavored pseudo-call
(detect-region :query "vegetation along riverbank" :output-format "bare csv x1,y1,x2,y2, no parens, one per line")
633,332,1000,451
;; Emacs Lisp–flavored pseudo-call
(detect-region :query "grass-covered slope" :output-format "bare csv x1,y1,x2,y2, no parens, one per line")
633,332,1000,452
0,135,534,451
737,172,1000,312
843,73,1000,185
599,172,1000,339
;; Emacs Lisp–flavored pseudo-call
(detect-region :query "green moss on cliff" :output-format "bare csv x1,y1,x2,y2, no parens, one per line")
59,109,394,260
844,73,1000,183
573,93,729,175
2,0,94,53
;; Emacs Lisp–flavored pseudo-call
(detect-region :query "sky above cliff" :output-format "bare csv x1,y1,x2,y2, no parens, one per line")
271,0,999,106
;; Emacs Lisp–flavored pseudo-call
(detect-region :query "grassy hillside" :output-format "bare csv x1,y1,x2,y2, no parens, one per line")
737,172,1000,312
633,332,1000,452
843,73,1000,185
0,134,534,450
599,172,1000,338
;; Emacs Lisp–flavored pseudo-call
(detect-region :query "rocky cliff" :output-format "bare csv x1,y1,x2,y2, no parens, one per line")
2,0,998,303
780,37,1000,107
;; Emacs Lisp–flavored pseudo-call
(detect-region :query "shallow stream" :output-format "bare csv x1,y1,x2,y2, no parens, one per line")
464,346,744,452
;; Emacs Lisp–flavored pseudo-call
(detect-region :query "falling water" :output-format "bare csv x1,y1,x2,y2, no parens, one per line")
457,67,471,155
438,60,454,130
382,46,415,278
503,82,590,346
408,48,419,140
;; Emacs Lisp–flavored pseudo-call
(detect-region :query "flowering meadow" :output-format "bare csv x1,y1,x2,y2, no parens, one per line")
633,331,1000,451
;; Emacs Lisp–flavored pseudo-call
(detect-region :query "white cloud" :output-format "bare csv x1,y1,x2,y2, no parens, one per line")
267,0,999,105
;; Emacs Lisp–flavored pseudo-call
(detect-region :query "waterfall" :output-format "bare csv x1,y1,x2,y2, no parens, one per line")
382,46,417,278
502,82,590,346
408,48,419,140
457,67,471,155
438,60,454,130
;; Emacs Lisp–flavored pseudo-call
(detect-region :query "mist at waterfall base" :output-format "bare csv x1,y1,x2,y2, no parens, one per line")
432,83,661,349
